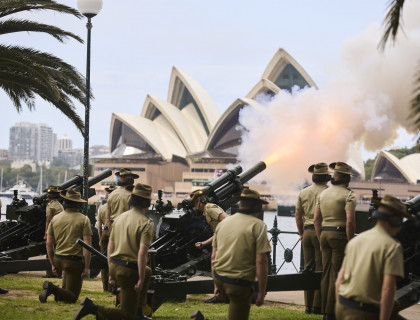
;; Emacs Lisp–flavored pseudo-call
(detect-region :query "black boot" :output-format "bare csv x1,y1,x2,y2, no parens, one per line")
136,307,152,320
39,281,58,303
74,297,98,320
190,310,207,320
312,306,322,314
305,306,312,314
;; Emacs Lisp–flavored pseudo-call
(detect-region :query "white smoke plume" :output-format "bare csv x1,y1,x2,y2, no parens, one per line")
237,0,420,197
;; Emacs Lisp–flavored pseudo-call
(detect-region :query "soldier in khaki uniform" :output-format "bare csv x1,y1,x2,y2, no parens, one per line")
190,189,228,249
295,163,330,314
106,168,139,230
74,183,154,320
335,195,413,320
39,189,92,304
314,162,356,320
212,189,271,320
43,185,64,278
97,185,117,292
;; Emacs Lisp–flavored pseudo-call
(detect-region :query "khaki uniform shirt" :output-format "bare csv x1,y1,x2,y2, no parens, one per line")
316,184,356,227
296,183,328,226
212,212,271,282
47,208,93,256
109,207,154,264
339,225,404,306
106,186,131,221
46,199,64,220
203,203,225,231
97,203,107,226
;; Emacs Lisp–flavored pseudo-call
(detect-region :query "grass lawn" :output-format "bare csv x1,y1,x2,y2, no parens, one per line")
0,273,322,319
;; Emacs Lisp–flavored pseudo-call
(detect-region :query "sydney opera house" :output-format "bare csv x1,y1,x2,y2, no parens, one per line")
92,48,420,204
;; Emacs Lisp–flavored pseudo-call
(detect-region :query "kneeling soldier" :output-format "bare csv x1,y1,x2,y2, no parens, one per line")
74,183,154,320
39,189,92,303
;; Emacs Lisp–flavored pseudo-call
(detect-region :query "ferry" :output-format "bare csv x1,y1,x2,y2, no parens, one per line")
0,181,39,200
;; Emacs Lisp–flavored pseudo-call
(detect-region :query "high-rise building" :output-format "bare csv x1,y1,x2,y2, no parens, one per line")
9,122,57,162
58,134,73,151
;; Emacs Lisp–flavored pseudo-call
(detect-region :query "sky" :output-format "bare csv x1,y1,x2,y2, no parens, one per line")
0,0,418,161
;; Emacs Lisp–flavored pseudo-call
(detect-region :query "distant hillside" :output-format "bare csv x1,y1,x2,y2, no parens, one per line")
364,146,417,180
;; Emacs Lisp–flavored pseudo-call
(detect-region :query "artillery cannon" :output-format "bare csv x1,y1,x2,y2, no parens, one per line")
0,169,112,275
148,161,267,274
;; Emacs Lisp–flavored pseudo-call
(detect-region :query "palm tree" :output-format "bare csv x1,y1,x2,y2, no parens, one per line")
0,0,86,134
380,0,420,131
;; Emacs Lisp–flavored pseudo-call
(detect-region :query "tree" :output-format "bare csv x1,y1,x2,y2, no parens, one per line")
0,0,86,134
380,0,420,130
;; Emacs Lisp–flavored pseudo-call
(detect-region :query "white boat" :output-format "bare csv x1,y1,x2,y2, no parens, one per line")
0,181,39,200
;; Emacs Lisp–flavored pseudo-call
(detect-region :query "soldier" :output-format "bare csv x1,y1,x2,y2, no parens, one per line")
39,188,92,303
106,168,139,230
191,189,228,249
97,185,117,292
43,185,64,278
295,163,330,314
74,183,154,320
314,162,356,320
335,195,413,320
212,189,271,320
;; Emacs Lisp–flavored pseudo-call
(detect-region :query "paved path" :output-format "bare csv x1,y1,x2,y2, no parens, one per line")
265,291,420,320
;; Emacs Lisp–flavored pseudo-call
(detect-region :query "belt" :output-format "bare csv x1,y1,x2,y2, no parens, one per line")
339,295,379,314
214,272,253,287
103,227,109,230
304,225,314,230
322,226,346,232
111,258,138,270
55,254,83,261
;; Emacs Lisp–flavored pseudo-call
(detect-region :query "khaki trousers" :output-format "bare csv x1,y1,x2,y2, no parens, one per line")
302,228,322,308
335,301,379,320
53,256,83,303
320,230,347,315
97,263,152,320
100,229,110,291
214,278,252,320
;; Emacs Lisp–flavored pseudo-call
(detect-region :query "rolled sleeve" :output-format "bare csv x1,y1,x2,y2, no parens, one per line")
384,243,404,278
140,221,154,246
256,224,271,254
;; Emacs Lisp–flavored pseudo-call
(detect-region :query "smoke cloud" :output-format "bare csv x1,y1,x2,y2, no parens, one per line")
237,0,420,198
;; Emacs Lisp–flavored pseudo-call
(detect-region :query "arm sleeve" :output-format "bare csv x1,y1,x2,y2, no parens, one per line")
344,191,357,211
256,224,271,254
46,219,54,236
83,217,93,236
207,205,224,220
140,220,154,246
46,205,53,219
384,243,404,278
296,193,302,210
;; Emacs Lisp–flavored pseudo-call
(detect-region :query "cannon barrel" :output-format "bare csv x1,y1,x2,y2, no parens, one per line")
36,175,83,202
214,161,267,202
237,161,267,184
201,165,242,196
34,169,112,202
406,194,420,217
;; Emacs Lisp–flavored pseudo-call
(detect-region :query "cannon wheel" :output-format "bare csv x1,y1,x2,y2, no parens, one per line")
89,226,101,278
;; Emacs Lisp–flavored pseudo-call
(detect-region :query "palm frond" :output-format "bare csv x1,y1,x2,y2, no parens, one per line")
0,20,83,43
410,63,420,130
379,0,406,50
0,0,82,19
0,44,87,133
